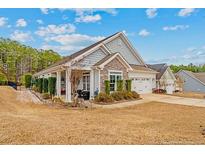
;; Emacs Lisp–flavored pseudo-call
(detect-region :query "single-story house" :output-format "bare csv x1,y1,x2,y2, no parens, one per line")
33,32,158,102
147,63,176,94
176,70,205,93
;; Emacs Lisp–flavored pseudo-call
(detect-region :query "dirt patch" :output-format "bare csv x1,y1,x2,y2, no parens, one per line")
1,86,205,144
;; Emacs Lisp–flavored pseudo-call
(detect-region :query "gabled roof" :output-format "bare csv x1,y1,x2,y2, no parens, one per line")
33,32,120,76
130,64,158,73
147,63,168,79
43,32,120,70
179,70,205,86
93,52,133,70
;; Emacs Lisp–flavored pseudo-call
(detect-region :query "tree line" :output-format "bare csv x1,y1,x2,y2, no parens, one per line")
0,37,61,83
170,63,205,73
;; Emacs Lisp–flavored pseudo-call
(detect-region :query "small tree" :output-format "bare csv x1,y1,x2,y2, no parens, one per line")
117,80,123,91
125,80,132,92
25,74,32,88
48,77,56,96
104,80,110,95
43,78,48,93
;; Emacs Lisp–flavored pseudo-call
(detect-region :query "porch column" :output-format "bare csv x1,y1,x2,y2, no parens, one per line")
56,71,61,97
65,68,72,102
90,69,94,99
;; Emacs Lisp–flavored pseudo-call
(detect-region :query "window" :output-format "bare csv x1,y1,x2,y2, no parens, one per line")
83,73,90,91
109,71,122,92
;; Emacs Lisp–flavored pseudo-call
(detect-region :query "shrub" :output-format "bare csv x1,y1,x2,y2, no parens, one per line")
0,80,8,85
110,91,124,101
43,78,48,93
42,93,51,99
104,80,110,95
48,77,56,95
25,74,32,88
122,91,133,100
37,78,43,93
94,92,114,103
117,80,123,91
52,96,64,104
32,85,38,92
125,80,132,92
131,91,140,99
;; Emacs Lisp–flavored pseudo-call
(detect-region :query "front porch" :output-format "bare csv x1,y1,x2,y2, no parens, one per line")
53,67,98,102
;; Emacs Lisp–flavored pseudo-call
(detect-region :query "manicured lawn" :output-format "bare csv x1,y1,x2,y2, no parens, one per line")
1,86,205,144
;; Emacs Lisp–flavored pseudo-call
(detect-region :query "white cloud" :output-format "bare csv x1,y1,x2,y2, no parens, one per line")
163,25,189,31
75,14,101,23
16,18,27,27
41,33,105,55
35,24,76,37
146,8,158,18
66,8,117,16
10,30,33,42
68,8,117,23
62,15,68,20
138,29,150,37
178,8,195,17
147,46,205,65
45,33,105,45
40,8,49,14
36,19,43,25
0,17,8,27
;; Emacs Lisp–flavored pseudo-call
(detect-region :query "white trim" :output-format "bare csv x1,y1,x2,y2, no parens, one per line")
130,69,158,74
98,69,101,93
167,67,176,81
108,70,123,91
97,53,133,71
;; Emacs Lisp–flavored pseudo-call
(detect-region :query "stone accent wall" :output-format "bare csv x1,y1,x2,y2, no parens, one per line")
100,55,129,92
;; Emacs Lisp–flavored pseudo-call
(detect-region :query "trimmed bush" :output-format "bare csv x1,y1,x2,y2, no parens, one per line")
131,91,140,99
110,91,124,101
43,78,48,93
0,80,8,85
42,93,50,99
104,80,110,95
48,77,56,95
25,74,32,88
117,80,123,91
94,92,114,103
125,80,132,92
37,78,43,93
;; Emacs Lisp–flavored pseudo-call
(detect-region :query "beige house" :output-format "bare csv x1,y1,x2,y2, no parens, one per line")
148,63,176,94
33,32,157,102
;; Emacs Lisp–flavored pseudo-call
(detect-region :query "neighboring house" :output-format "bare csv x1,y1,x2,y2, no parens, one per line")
148,63,176,94
174,74,184,92
33,32,157,102
177,70,205,93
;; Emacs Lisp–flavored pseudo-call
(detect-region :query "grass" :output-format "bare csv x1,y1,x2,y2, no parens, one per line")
1,86,205,144
172,92,205,99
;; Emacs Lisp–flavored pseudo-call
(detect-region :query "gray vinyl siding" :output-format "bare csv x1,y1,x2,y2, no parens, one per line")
105,36,142,65
72,48,107,67
178,71,205,93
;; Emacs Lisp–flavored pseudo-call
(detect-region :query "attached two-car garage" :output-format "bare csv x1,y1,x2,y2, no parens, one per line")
129,72,156,94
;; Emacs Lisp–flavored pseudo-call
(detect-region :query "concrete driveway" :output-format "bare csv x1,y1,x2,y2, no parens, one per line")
141,94,205,107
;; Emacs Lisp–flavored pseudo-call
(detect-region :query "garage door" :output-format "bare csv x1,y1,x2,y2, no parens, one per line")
131,78,152,94
166,84,174,94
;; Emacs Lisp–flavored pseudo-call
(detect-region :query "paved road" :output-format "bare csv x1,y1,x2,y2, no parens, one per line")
141,94,205,107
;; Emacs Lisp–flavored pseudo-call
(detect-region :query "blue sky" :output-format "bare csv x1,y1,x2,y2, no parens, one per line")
0,8,204,65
